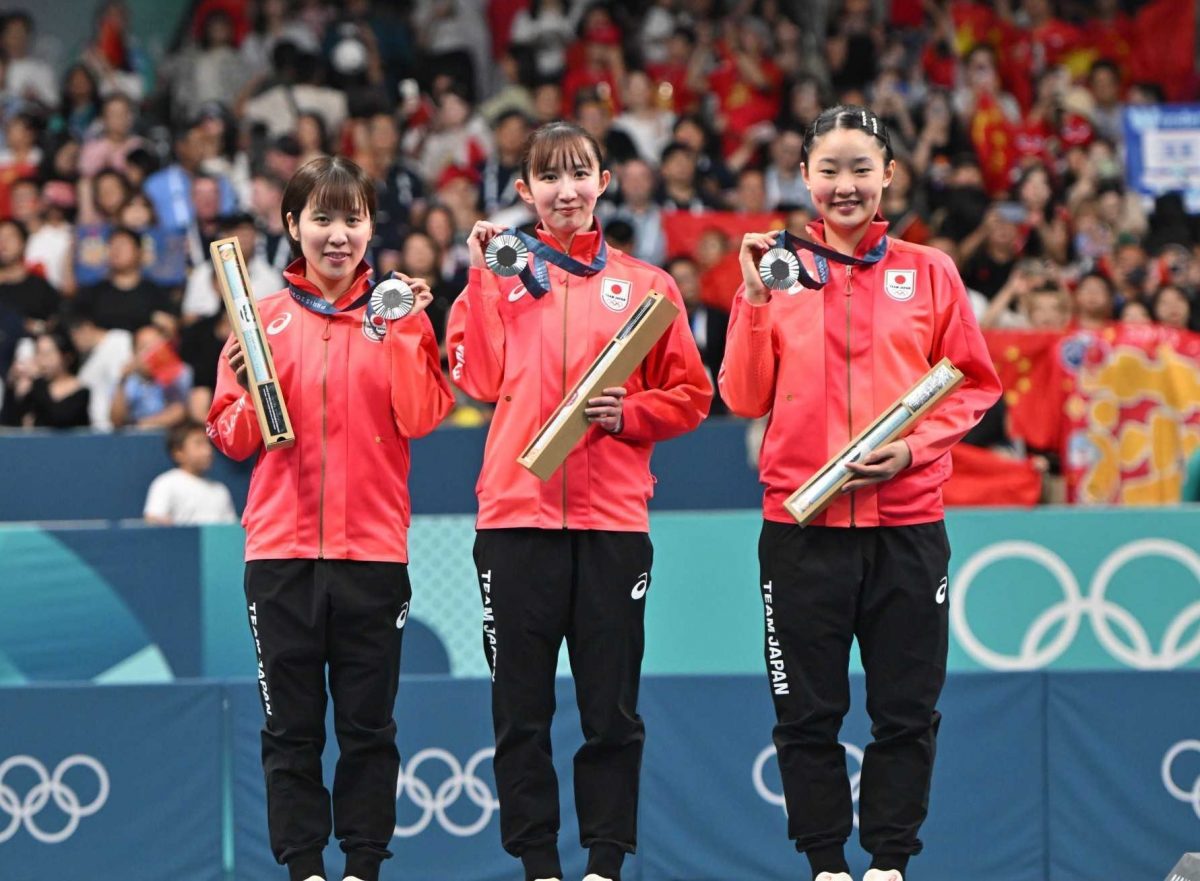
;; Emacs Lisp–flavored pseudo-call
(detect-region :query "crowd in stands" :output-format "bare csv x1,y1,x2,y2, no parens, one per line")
0,0,1196,503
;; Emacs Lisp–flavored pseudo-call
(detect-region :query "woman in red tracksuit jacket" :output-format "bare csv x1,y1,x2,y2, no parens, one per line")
719,106,1002,881
207,156,454,881
445,121,712,881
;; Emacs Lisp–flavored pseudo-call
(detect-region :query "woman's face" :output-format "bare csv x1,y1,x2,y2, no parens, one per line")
35,336,66,378
120,197,153,229
287,195,373,292
401,234,437,275
95,174,127,217
1075,277,1112,318
515,142,610,241
102,98,133,139
425,208,453,246
801,127,893,238
1154,286,1191,329
108,233,141,273
1019,169,1051,210
296,116,323,152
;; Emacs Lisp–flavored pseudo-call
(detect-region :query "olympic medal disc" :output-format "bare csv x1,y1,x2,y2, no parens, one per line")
758,247,801,290
371,278,416,320
485,234,529,277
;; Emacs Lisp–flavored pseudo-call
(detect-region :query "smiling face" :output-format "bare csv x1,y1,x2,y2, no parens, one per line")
287,195,372,297
801,126,893,239
516,133,610,243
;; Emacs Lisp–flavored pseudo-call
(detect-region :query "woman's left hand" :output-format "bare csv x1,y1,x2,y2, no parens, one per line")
585,386,627,433
841,439,912,492
391,272,434,318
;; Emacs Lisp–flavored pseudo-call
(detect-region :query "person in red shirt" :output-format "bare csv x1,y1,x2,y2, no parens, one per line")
446,122,711,881
719,106,1001,881
206,156,453,881
707,19,784,158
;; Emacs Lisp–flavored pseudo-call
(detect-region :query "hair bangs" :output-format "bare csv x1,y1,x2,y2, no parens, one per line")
522,123,603,181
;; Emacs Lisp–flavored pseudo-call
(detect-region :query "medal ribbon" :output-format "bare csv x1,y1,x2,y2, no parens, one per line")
772,230,890,289
502,228,609,299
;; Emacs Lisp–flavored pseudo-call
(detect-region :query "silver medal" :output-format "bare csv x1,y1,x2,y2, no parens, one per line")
370,278,416,320
485,234,529,277
758,247,801,290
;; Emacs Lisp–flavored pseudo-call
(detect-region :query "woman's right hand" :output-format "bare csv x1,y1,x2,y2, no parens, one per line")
739,231,777,305
467,221,508,270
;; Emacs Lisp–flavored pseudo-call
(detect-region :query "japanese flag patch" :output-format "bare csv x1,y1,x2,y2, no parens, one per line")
600,277,631,312
884,269,916,301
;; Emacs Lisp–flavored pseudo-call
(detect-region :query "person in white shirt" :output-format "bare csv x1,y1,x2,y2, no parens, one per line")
1,14,58,108
181,213,281,320
144,420,237,525
66,309,133,431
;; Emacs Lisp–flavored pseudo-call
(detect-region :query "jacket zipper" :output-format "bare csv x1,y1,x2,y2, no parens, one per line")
561,274,569,529
319,317,331,557
845,265,856,527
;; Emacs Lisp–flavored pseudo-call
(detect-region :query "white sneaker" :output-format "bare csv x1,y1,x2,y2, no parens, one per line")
343,877,366,881
582,876,614,881
533,877,561,881
300,876,324,881
815,874,853,881
863,870,903,881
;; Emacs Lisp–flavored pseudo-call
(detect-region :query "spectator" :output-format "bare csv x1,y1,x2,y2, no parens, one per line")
1073,271,1116,330
249,172,293,272
657,141,712,211
668,254,726,413
1013,165,1069,264
143,118,238,239
73,226,176,333
240,0,321,79
422,203,470,292
763,126,810,211
0,113,44,219
607,159,665,266
396,230,456,343
0,330,90,428
80,0,150,101
1149,284,1195,331
612,69,675,168
560,8,625,119
295,111,330,167
575,90,637,169
509,0,576,80
671,114,735,202
959,207,1023,298
0,219,60,333
66,306,133,430
417,86,493,185
1117,297,1152,324
182,212,280,321
110,323,192,429
645,26,702,115
143,420,236,525
51,64,102,142
179,302,229,424
882,157,932,245
78,93,147,179
477,110,529,217
730,167,768,214
117,192,190,292
1,13,58,108
1086,60,1125,145
707,19,784,158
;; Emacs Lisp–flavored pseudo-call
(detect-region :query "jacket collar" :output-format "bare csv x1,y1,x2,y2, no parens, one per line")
534,220,604,263
282,257,374,310
805,215,891,260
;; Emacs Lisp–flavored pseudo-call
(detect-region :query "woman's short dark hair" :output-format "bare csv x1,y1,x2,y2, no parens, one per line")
802,104,894,165
280,156,377,252
520,121,605,183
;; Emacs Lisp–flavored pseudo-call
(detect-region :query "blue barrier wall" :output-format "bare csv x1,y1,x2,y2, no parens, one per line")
0,419,763,521
2,508,1198,684
1,672,1197,881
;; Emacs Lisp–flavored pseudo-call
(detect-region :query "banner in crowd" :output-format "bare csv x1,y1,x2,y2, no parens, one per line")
0,682,224,881
1124,104,1200,212
984,325,1200,504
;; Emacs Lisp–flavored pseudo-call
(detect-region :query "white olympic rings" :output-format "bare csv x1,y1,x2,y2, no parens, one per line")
1163,740,1200,820
394,747,499,837
0,754,110,844
753,742,864,828
951,539,1200,671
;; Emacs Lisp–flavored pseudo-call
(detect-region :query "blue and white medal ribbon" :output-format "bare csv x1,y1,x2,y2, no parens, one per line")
758,230,889,290
485,228,608,298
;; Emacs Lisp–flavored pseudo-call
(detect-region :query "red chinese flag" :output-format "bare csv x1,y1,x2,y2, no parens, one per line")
1130,0,1197,101
984,329,1069,452
944,443,1042,507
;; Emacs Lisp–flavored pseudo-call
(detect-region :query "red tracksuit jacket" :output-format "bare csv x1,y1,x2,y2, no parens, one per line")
445,225,712,531
206,260,454,562
719,218,1002,527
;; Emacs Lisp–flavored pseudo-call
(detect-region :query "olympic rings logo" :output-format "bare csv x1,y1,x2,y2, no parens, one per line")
1163,740,1200,820
0,755,110,844
753,743,864,827
394,747,499,838
951,539,1200,671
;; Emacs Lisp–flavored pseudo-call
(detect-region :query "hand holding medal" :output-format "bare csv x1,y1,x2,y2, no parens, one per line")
738,232,780,304
371,273,433,321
